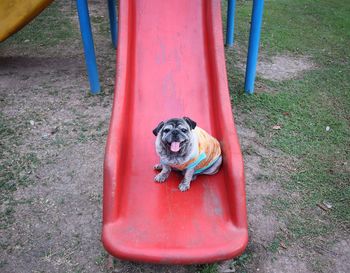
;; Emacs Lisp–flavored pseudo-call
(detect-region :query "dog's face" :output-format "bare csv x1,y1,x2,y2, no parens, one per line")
153,117,196,156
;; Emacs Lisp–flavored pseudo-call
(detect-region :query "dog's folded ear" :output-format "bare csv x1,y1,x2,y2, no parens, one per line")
152,121,165,136
183,117,197,130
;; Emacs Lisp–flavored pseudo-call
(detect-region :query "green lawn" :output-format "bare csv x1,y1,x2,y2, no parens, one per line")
223,0,349,256
3,1,76,47
219,1,350,272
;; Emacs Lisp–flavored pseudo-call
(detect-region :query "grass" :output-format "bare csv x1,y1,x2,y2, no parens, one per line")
220,0,350,271
237,0,349,210
91,15,111,37
0,114,40,229
197,264,219,273
222,0,350,256
1,1,76,48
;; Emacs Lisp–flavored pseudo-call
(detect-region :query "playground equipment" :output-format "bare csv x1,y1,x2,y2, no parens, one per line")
226,0,265,93
0,0,117,94
0,0,263,94
0,0,54,42
103,0,249,264
0,0,265,263
243,0,264,94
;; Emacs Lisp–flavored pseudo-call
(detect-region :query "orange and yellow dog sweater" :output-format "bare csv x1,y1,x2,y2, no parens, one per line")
169,127,221,174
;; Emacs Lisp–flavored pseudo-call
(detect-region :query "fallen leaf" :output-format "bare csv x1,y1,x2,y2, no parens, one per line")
323,201,332,209
317,203,329,211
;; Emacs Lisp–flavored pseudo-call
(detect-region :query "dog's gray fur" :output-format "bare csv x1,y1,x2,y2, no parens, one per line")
153,117,222,191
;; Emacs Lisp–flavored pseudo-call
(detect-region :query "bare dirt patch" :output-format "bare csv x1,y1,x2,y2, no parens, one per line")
0,2,114,273
257,55,315,81
233,113,313,273
0,54,114,273
332,237,350,273
231,44,315,84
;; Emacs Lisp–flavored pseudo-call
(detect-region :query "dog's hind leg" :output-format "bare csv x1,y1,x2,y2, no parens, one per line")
201,156,222,175
179,168,195,191
181,170,197,181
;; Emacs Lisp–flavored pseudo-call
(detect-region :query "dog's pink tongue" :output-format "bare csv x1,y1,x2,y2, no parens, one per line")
170,142,180,152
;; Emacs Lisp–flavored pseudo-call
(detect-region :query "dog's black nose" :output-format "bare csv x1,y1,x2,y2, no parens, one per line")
172,130,179,136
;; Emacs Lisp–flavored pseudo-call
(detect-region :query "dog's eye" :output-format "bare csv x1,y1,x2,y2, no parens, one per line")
181,129,188,133
163,128,170,133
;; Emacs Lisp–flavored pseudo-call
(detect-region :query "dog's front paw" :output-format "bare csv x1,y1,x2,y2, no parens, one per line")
153,164,163,171
154,173,168,183
178,182,190,192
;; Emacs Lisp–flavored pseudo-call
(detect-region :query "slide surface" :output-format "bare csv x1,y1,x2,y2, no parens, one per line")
0,0,54,42
103,0,248,264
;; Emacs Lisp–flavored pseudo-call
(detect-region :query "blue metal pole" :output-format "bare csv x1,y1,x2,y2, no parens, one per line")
226,0,236,47
76,0,101,94
107,0,118,49
244,0,264,94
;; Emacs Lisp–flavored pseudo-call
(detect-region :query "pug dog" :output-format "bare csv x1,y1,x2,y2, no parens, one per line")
153,117,222,191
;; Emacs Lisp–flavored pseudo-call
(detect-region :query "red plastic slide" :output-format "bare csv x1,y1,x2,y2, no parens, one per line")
103,0,248,264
